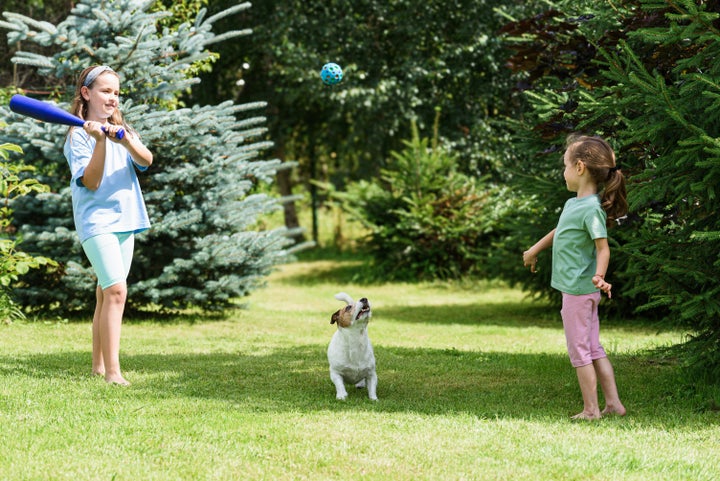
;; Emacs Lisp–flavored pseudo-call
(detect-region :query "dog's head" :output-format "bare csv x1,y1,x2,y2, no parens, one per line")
330,292,371,328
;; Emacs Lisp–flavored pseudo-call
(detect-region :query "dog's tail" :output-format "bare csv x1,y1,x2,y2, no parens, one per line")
334,292,354,305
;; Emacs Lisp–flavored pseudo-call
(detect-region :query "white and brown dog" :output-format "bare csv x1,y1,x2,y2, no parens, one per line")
327,292,377,401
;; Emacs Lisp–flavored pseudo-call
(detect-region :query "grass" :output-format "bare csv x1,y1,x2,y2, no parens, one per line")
1,256,719,480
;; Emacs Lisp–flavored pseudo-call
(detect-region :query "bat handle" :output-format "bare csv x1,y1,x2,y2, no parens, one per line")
101,126,125,140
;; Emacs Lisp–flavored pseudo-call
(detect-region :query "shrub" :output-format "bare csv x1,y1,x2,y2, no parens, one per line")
331,119,531,281
0,127,56,321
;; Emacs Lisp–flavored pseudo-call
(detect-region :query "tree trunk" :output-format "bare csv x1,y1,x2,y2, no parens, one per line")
275,144,306,243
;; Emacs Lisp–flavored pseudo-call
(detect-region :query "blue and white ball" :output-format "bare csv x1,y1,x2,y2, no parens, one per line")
321,63,343,85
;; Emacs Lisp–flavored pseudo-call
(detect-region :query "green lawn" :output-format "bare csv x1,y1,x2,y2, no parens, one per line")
1,258,718,480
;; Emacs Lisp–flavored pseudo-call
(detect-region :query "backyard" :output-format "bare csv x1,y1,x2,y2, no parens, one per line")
1,255,717,480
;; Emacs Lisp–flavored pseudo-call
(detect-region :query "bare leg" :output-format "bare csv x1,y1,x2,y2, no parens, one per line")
91,285,105,376
572,363,601,420
99,282,129,386
594,357,626,416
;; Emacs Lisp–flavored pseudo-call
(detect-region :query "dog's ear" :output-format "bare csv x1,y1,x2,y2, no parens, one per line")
331,308,352,328
334,292,354,305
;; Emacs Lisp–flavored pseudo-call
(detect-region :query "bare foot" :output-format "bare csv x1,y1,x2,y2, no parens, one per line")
105,375,131,386
571,411,601,421
92,369,105,377
601,404,627,417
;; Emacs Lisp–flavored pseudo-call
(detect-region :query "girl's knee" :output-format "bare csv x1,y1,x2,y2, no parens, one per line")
103,282,127,303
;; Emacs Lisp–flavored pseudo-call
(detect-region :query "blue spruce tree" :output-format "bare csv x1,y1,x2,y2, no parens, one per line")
0,0,301,313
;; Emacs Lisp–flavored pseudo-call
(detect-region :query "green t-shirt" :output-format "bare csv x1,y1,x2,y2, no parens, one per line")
551,195,607,295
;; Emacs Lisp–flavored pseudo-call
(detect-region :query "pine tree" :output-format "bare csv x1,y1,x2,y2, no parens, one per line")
501,0,720,380
0,0,298,313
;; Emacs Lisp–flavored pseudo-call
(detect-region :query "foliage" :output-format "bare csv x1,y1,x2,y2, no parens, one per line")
0,0,294,314
0,125,56,322
329,118,532,281
191,1,530,196
150,0,219,82
500,0,720,379
152,0,208,28
0,0,71,88
489,1,629,308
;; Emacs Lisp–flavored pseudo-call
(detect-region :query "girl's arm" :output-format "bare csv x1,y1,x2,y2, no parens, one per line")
80,122,108,191
103,124,153,168
80,124,153,191
119,130,153,168
593,237,612,297
523,228,555,273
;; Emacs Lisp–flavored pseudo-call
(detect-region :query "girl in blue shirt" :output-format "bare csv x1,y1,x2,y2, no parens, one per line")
64,65,153,386
523,135,628,420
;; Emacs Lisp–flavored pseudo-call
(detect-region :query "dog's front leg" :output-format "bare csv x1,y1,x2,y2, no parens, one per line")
366,371,378,401
330,370,348,400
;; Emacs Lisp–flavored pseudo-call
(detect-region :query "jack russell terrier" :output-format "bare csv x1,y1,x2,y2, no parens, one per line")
327,292,377,401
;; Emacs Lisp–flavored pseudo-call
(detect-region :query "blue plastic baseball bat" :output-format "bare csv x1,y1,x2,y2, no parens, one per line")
9,94,125,140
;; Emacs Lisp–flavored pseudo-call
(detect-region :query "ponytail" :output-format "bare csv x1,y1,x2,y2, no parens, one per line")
601,169,628,227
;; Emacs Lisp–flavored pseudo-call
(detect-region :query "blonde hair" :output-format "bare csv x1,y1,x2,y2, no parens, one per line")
565,134,628,227
68,65,129,134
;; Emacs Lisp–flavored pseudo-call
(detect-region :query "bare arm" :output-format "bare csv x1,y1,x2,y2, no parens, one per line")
592,237,612,297
117,128,153,168
80,123,153,191
80,121,107,191
523,229,555,273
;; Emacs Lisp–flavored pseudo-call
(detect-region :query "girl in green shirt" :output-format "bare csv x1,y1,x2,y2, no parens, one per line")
523,134,628,420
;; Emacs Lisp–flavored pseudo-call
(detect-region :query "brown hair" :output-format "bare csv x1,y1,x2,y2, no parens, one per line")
67,65,129,134
565,134,628,227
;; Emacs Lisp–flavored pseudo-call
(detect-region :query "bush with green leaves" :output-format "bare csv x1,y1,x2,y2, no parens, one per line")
331,120,532,281
0,127,56,322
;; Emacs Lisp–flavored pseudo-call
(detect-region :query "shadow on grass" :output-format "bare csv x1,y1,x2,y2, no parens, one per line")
2,344,714,427
379,303,664,332
273,259,666,332
380,302,556,328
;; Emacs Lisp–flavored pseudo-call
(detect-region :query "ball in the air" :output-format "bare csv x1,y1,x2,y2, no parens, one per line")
321,63,343,85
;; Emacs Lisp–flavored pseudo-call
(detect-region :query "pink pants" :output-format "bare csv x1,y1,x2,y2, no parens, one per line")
561,291,607,367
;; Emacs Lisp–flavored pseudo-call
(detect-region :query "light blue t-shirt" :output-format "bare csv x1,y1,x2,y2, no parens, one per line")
64,128,150,243
551,195,607,295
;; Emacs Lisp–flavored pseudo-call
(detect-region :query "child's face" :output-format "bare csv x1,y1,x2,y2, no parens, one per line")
562,149,581,193
81,72,120,122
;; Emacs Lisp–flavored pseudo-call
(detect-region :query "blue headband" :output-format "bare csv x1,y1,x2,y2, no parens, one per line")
83,66,115,87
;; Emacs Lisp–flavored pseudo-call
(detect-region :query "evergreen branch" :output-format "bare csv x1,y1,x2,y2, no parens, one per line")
116,25,148,72
665,0,720,37
0,20,23,32
203,29,253,47
81,45,98,60
204,3,252,26
1,12,57,35
10,52,54,68
690,231,720,241
90,8,112,25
